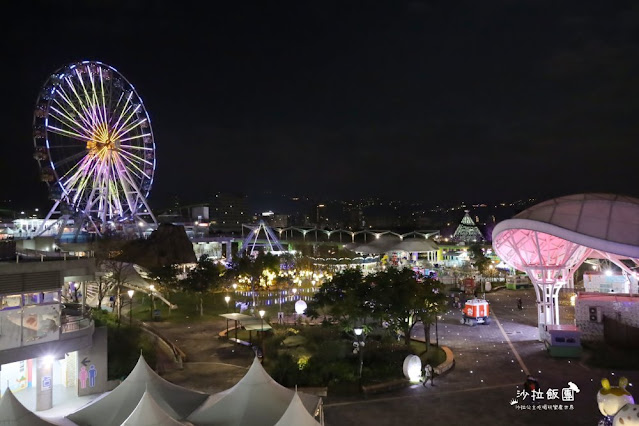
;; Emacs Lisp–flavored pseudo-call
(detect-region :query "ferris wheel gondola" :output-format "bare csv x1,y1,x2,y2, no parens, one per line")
32,61,157,237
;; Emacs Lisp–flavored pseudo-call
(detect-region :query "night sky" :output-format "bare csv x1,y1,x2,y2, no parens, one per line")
3,1,639,211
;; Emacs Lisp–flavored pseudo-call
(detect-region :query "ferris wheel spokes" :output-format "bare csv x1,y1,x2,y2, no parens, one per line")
33,61,157,238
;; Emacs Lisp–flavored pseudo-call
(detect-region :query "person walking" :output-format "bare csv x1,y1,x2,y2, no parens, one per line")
523,375,539,393
517,298,523,310
423,364,435,387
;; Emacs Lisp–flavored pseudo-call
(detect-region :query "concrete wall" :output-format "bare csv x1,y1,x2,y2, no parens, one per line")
575,295,639,343
0,258,96,278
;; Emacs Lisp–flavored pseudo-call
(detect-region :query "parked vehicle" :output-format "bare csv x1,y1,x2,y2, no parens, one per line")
460,298,491,326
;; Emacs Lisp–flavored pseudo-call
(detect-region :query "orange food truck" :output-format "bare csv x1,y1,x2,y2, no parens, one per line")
460,298,491,326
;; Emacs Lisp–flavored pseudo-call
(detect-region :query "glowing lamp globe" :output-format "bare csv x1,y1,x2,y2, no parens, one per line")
295,300,307,315
402,355,422,382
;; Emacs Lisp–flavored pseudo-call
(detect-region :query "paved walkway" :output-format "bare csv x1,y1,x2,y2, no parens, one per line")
323,288,637,426
152,318,255,394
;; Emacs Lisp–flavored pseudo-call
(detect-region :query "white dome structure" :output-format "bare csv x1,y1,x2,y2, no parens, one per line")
493,194,639,339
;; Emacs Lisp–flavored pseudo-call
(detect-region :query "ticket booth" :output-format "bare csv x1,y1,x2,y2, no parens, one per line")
544,325,582,358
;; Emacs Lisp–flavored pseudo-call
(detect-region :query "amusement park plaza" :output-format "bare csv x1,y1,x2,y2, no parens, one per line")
1,192,639,425
1,61,638,425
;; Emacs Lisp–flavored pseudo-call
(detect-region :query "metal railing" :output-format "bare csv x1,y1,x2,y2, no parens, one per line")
61,314,93,333
13,248,94,263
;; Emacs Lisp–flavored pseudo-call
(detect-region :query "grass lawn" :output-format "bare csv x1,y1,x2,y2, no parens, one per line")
409,340,447,365
130,290,301,324
131,291,231,323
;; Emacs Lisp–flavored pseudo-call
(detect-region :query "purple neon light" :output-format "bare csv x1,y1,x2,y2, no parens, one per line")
34,61,155,222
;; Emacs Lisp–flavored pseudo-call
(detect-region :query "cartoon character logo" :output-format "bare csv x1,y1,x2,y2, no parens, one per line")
597,377,639,425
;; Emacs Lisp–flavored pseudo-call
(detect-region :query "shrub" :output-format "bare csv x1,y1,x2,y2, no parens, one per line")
268,353,299,387
282,335,307,347
92,310,157,380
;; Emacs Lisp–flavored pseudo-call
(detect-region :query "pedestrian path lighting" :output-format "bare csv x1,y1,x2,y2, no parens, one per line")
225,295,231,308
259,310,266,360
354,326,365,383
295,300,307,315
128,290,134,325
149,284,156,318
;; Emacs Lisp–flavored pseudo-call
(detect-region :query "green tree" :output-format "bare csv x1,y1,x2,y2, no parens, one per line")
181,255,223,315
230,252,280,307
97,260,132,323
469,244,490,275
147,264,180,293
93,237,128,311
368,268,447,347
311,269,373,327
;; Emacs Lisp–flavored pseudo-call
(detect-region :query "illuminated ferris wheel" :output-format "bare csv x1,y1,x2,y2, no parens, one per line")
33,61,157,236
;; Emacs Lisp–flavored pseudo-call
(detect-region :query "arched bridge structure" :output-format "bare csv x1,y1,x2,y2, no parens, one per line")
262,226,439,244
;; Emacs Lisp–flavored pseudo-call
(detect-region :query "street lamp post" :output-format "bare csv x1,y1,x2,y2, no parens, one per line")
259,310,266,360
354,326,364,386
225,296,231,338
149,285,156,320
128,290,134,326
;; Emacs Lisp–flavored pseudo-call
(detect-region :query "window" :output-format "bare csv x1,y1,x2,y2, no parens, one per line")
566,338,576,343
42,291,60,304
1,294,22,310
554,337,565,343
24,292,42,306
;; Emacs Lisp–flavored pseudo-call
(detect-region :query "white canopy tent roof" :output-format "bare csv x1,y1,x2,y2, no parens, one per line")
274,392,321,426
393,238,439,253
121,390,184,426
0,388,55,426
67,355,208,426
188,357,321,426
347,236,438,255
